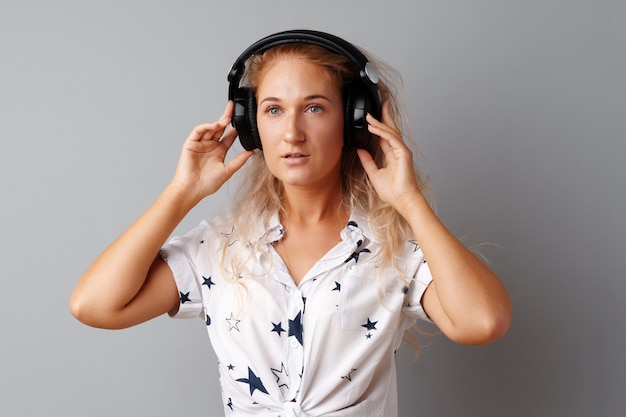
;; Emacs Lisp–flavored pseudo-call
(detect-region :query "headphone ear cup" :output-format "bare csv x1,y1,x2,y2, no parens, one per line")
345,83,376,149
246,88,262,150
232,87,257,151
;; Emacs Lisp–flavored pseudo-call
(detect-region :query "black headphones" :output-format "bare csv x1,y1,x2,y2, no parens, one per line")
227,29,382,151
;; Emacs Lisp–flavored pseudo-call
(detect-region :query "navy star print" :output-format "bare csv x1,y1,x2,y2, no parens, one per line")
288,311,304,346
362,318,378,331
236,367,269,396
362,318,378,339
202,276,215,289
271,322,285,337
344,239,371,264
179,291,191,303
332,281,341,292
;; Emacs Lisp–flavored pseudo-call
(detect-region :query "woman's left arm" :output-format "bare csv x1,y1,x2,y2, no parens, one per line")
357,103,512,345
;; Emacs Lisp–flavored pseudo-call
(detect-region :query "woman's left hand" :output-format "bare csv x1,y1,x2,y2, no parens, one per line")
359,104,511,345
356,101,424,214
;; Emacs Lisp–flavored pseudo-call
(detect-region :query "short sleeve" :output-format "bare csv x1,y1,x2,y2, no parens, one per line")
159,221,210,319
403,259,433,323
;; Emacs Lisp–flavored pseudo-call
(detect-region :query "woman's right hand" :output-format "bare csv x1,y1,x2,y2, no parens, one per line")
170,101,254,204
70,102,254,329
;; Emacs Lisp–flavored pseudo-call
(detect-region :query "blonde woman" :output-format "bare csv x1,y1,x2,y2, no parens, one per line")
70,30,511,417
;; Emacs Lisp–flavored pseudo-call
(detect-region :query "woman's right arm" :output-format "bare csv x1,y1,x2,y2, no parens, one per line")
69,102,254,329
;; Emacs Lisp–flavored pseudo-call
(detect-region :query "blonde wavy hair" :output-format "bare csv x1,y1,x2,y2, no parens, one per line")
220,42,430,350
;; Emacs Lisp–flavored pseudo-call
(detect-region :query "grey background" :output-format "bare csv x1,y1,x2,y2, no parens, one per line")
1,1,624,416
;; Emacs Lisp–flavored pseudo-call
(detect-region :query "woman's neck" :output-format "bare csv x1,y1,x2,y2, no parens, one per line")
281,183,347,225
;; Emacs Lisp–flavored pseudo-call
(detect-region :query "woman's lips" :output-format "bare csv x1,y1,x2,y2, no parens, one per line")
282,152,310,164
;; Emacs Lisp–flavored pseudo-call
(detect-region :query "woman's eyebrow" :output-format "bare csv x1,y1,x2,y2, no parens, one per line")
258,94,333,106
303,94,332,102
258,96,280,106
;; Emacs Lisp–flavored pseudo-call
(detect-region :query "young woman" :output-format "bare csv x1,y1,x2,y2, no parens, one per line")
70,30,511,417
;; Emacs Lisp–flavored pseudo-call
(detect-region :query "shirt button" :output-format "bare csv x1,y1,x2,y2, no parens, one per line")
290,339,300,349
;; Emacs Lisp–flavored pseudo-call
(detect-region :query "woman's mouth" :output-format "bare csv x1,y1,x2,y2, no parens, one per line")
282,152,310,164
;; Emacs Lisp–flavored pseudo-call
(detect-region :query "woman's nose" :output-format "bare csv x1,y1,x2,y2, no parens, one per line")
283,111,304,143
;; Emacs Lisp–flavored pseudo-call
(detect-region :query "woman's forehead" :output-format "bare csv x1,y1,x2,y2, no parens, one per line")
256,58,340,96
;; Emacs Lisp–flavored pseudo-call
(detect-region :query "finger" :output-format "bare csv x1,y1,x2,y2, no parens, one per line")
186,123,214,142
367,111,408,154
381,101,402,136
189,102,236,141
367,118,398,143
188,117,232,143
367,122,400,149
381,101,396,127
219,100,234,121
356,148,379,176
219,127,239,148
224,149,255,176
367,102,401,135
378,133,394,154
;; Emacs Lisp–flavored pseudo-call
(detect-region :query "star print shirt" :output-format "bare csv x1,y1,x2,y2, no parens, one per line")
159,213,433,417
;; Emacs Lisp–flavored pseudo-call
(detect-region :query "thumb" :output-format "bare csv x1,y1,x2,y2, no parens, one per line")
225,150,255,176
356,148,379,176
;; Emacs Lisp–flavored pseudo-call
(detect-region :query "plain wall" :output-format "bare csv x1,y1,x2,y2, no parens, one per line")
1,1,624,416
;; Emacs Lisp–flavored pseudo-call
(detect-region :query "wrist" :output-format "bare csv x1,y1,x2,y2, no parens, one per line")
393,189,430,218
162,181,202,215
393,190,442,242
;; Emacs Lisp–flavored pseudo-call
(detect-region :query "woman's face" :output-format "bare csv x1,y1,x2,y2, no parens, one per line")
255,58,344,190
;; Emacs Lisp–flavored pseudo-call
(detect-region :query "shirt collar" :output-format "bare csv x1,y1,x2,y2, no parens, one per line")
251,211,284,246
252,210,371,248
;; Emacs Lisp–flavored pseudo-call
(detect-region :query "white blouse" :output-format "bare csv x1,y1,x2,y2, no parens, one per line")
160,213,433,417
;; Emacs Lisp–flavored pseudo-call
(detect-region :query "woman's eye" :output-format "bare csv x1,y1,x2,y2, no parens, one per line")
307,105,323,114
266,107,280,115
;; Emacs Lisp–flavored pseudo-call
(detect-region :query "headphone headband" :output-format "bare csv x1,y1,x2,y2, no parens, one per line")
228,29,379,101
